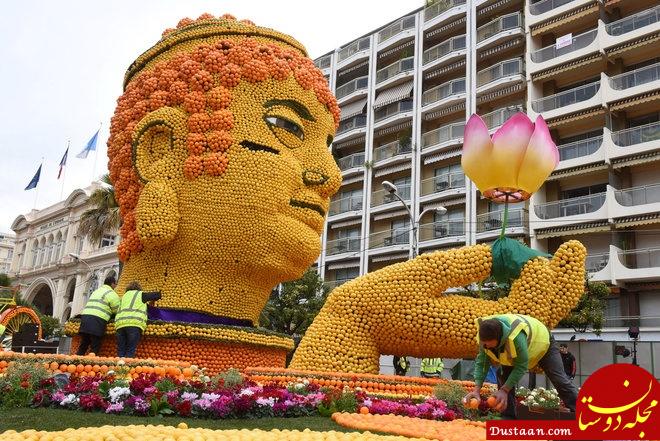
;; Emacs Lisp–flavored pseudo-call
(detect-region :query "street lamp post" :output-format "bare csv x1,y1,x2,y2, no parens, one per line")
382,181,447,259
68,253,92,274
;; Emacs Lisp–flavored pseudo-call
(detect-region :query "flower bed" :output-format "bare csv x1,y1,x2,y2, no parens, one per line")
0,424,428,441
246,367,494,398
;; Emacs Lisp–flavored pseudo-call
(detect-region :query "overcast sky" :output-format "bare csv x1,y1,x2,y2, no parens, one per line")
0,0,418,232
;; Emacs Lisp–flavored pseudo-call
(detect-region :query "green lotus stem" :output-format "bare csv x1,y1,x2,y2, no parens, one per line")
500,195,510,238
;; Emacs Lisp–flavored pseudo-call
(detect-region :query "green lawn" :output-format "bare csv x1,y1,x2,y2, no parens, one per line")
0,408,355,433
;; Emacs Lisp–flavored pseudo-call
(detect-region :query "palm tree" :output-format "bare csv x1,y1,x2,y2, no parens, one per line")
78,173,120,249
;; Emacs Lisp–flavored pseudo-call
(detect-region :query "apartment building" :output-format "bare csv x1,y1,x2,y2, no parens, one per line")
0,232,15,275
313,0,660,341
9,182,119,322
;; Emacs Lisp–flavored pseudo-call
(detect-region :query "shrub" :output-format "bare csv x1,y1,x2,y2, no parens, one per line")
0,360,50,409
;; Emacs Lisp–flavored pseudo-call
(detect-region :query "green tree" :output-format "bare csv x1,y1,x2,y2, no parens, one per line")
77,174,120,248
558,280,610,335
259,269,330,358
0,273,11,287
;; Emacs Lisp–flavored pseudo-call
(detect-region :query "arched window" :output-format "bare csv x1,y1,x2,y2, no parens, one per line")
31,239,39,267
38,237,46,266
55,232,63,262
46,235,54,263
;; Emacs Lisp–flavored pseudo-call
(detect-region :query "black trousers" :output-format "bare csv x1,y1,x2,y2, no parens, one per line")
76,333,102,356
499,338,579,418
116,327,143,358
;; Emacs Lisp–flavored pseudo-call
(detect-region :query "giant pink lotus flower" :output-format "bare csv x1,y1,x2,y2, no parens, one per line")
461,112,559,202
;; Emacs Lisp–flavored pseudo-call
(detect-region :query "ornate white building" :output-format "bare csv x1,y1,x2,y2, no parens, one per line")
0,232,15,275
9,182,119,323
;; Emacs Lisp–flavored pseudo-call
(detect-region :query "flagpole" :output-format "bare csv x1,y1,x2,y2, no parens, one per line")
34,158,44,209
60,140,70,200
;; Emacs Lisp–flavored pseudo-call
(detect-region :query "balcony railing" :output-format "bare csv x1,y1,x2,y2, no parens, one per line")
378,15,416,43
423,35,466,65
612,121,660,146
326,237,361,255
374,100,414,122
529,0,574,16
586,252,609,273
482,105,524,129
369,227,410,249
531,81,600,113
534,193,606,219
618,247,660,269
421,122,465,149
558,136,602,161
477,58,524,87
373,140,412,163
477,12,522,43
371,185,411,207
337,114,367,135
325,279,354,290
476,208,527,232
419,220,465,241
315,55,331,69
424,0,466,22
337,152,365,171
606,5,660,36
329,195,363,215
338,37,371,62
376,57,415,83
336,76,369,99
609,62,660,90
615,183,660,206
420,172,465,196
530,28,597,63
422,78,466,106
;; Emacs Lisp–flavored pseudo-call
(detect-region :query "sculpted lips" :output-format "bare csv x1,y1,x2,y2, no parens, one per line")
289,199,326,217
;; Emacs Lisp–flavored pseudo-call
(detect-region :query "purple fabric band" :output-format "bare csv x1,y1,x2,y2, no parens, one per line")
147,306,253,327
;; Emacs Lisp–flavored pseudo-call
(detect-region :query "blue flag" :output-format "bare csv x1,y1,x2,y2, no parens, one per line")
58,147,68,179
76,129,99,159
24,164,42,190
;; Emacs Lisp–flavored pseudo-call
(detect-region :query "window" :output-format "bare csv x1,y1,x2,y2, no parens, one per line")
77,237,84,254
335,228,360,253
335,267,359,283
434,164,464,190
391,218,410,244
337,189,363,212
434,208,464,236
7,249,13,259
392,176,412,199
560,184,606,200
101,235,116,248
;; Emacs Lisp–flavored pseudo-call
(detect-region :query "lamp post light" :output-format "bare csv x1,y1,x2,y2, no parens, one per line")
69,253,93,274
382,181,447,259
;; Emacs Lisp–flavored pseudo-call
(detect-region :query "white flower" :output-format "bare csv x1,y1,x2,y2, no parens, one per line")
108,386,131,403
256,397,275,407
239,388,255,397
539,397,546,402
190,365,198,370
117,359,125,366
106,370,115,376
520,400,527,406
303,379,309,386
201,376,211,383
61,394,79,406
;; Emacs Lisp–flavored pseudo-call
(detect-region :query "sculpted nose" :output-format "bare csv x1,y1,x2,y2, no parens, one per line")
302,169,329,186
302,165,341,199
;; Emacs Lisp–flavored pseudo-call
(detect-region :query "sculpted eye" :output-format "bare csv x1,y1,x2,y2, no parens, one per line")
265,116,304,141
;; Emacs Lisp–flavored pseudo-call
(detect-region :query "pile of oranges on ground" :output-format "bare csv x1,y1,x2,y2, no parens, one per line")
0,351,194,379
245,367,495,398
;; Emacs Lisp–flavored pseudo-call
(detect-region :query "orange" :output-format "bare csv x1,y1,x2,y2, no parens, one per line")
487,396,497,408
359,406,370,415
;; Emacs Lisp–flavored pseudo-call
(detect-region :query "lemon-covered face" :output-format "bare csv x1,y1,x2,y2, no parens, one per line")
174,76,341,279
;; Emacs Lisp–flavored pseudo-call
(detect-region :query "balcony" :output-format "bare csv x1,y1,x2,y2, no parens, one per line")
378,15,416,49
376,57,415,88
529,0,573,15
325,278,356,290
556,135,605,170
482,105,524,132
527,0,595,27
603,5,660,51
374,99,413,127
337,152,365,173
424,0,466,29
476,58,525,96
421,122,465,153
369,228,410,250
336,76,369,102
604,62,660,105
476,12,523,50
371,185,411,208
423,35,466,71
535,192,606,219
610,121,660,158
586,251,611,283
528,28,598,74
476,208,528,240
419,172,466,198
421,78,465,114
373,140,412,165
418,220,465,245
586,245,660,284
326,237,361,256
337,37,370,69
530,81,601,120
314,54,332,71
612,183,660,219
328,195,363,217
335,114,367,141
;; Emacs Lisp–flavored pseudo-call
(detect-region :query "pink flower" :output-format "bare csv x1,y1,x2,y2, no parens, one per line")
461,113,558,199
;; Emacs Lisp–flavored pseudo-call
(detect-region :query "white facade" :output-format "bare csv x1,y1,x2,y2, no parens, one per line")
0,232,15,275
315,0,660,340
9,182,119,323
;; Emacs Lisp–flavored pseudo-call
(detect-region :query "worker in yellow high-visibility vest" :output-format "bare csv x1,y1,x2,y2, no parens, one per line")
77,276,120,355
0,323,6,337
114,281,161,358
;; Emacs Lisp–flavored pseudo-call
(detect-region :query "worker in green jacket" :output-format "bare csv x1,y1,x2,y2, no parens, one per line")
115,281,161,358
0,323,6,337
76,276,120,355
463,314,578,419
420,358,444,378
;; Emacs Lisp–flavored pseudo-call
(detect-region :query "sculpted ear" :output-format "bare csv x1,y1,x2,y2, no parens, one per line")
132,107,187,249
